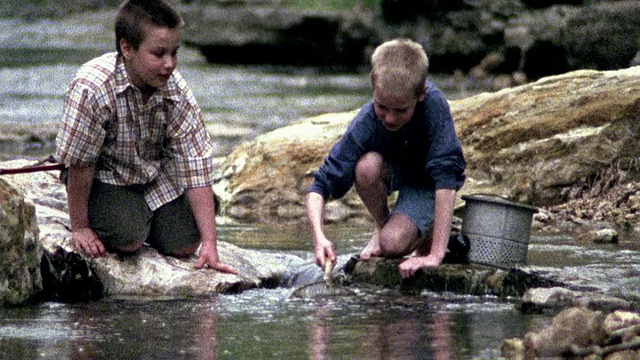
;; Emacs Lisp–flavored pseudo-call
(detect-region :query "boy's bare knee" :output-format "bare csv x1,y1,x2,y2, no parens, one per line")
355,152,384,184
165,242,200,258
378,230,411,257
378,242,407,258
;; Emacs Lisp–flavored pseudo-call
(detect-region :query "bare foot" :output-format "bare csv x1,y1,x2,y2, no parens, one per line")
360,228,382,260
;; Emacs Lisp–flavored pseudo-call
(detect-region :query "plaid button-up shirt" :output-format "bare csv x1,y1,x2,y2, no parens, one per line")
56,52,214,210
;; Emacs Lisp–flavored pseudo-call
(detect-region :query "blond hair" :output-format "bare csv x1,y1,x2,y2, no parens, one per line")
370,38,429,99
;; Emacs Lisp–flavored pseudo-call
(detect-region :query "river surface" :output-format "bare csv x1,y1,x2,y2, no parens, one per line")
2,13,640,360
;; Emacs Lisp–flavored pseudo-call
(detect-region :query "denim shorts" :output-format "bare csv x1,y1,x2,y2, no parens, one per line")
390,183,436,236
87,180,200,254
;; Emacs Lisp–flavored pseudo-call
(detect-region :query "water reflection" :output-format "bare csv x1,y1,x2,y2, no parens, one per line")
0,259,568,360
309,304,458,360
196,305,219,360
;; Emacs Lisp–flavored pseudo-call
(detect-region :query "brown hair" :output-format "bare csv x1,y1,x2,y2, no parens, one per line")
370,38,429,99
115,0,184,55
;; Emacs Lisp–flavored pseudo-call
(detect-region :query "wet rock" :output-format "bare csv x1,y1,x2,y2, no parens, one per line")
577,228,619,244
0,177,41,306
518,287,634,315
345,257,561,298
502,307,640,359
40,246,103,302
523,307,607,358
603,311,640,339
0,159,307,301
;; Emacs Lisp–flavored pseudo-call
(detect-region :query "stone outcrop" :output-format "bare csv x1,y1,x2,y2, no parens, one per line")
181,5,373,68
213,66,640,233
0,177,41,306
0,160,306,303
518,287,635,315
345,256,561,298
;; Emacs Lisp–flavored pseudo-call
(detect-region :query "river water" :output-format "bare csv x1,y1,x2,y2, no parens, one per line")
2,13,640,360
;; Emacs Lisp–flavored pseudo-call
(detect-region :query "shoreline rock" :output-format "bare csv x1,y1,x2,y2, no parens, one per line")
0,177,41,306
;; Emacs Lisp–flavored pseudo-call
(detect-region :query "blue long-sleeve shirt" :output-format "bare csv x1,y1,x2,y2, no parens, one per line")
309,82,466,200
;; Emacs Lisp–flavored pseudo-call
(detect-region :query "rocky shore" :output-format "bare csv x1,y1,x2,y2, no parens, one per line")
181,0,640,87
4,0,639,85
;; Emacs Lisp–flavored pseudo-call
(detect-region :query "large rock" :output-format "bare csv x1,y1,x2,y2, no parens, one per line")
0,177,41,306
213,66,640,226
213,110,369,225
455,66,640,207
0,160,306,301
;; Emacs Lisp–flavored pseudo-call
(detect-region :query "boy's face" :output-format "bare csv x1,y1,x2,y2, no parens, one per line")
120,24,181,92
373,86,426,131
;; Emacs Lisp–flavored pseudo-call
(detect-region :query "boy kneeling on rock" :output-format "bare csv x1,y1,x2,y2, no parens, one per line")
56,0,237,274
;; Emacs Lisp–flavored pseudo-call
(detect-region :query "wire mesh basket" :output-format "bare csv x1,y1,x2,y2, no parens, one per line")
461,194,538,267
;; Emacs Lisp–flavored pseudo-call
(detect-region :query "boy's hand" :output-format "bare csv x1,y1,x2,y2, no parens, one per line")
195,240,239,274
314,236,336,269
72,228,106,258
398,254,442,278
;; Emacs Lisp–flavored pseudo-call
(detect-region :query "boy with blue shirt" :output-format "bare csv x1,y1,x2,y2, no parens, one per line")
306,38,466,278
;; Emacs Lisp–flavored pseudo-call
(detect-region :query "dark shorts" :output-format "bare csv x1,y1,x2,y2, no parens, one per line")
88,180,200,255
391,184,436,236
388,167,436,236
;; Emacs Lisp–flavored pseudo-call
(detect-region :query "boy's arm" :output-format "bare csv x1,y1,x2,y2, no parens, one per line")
429,188,456,262
186,186,238,274
398,188,456,277
306,192,336,268
66,164,106,257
